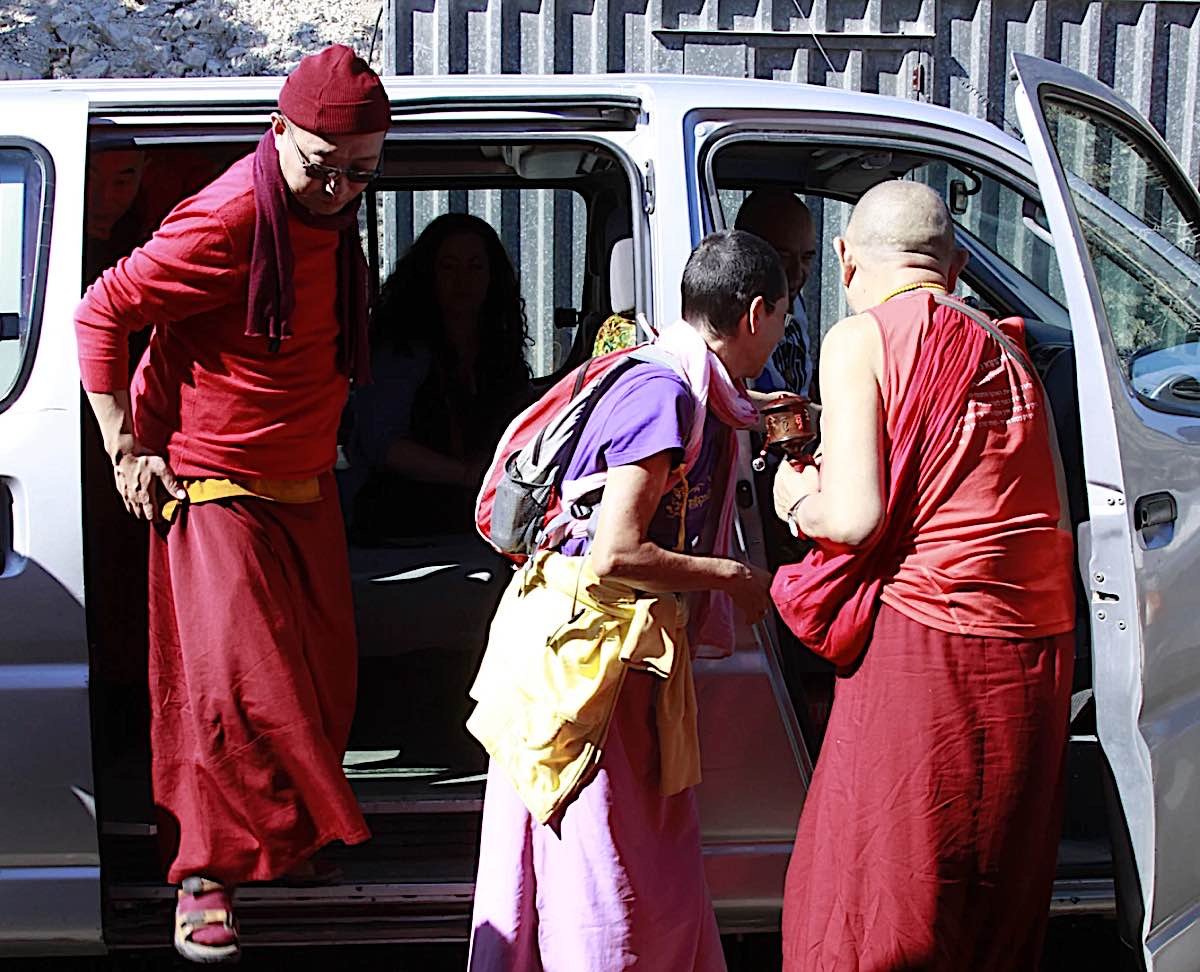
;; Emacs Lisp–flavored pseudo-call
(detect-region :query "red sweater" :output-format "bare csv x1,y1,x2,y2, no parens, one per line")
75,154,348,481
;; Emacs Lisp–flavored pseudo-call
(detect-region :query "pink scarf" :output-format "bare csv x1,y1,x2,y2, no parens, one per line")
560,319,759,657
657,320,760,657
247,131,371,384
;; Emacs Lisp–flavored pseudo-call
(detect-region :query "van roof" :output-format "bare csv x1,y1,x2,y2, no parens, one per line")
3,72,1027,162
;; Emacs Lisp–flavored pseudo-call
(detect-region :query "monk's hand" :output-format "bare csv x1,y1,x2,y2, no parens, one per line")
728,562,773,624
773,458,820,524
112,437,187,521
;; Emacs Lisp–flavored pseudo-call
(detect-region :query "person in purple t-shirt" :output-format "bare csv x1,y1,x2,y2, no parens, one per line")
558,363,726,559
469,230,788,972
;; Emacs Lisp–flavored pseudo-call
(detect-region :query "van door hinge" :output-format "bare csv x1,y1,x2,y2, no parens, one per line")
642,160,655,215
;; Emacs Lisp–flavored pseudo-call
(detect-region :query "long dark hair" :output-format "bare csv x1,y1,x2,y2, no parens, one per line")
374,212,531,391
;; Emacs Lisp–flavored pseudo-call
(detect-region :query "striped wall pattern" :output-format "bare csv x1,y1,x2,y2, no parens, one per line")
383,0,1200,360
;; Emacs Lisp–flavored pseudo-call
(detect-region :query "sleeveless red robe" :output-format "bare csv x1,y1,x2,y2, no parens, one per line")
776,293,1075,970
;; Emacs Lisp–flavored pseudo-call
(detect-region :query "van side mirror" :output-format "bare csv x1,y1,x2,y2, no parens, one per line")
949,169,982,216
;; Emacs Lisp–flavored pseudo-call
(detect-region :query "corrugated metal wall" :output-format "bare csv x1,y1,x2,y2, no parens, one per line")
383,0,1200,357
387,0,1200,178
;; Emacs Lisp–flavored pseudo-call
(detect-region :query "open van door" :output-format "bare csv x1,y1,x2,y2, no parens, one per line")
1013,53,1200,970
0,90,102,952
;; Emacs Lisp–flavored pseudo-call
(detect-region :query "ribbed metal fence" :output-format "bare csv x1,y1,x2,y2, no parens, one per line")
383,0,1200,357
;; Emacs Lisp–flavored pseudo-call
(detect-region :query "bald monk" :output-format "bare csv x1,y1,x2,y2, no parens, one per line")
770,181,1076,971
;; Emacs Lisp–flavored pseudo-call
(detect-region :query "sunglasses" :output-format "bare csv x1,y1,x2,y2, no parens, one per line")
285,122,380,185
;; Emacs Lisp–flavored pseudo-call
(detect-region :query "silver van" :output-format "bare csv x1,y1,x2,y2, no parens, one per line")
1,54,1197,969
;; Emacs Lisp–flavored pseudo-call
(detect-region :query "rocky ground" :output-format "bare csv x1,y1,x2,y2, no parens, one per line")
0,0,383,80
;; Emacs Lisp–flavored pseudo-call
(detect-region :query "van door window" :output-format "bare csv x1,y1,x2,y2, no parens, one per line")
909,159,1068,312
1041,98,1200,415
710,146,1067,340
0,146,48,406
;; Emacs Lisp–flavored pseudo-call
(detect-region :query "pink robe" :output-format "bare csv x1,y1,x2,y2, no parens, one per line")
468,671,725,971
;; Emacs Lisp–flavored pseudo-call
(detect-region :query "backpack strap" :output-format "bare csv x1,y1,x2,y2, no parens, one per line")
531,355,648,554
932,292,1037,380
538,349,695,554
933,292,1072,532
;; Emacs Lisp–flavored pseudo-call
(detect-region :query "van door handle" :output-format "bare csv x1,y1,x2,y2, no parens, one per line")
0,478,14,576
1134,491,1177,530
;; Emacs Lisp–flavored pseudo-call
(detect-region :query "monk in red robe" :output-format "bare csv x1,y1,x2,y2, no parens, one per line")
74,45,389,964
771,180,1076,971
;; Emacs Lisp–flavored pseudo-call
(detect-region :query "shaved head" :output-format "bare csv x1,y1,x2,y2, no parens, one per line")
844,181,957,265
734,190,817,301
736,189,813,238
834,180,969,313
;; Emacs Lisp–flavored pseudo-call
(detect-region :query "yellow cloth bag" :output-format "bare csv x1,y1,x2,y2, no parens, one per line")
466,550,700,825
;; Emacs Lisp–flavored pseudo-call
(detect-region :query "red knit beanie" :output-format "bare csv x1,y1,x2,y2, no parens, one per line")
279,44,390,137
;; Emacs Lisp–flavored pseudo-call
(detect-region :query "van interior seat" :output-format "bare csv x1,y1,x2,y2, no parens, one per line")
609,237,635,319
544,235,639,387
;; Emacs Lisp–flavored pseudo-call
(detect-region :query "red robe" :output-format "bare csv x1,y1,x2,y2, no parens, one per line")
75,157,369,884
775,293,1075,969
150,476,368,884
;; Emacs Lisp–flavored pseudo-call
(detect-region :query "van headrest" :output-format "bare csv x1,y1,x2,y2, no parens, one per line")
609,237,635,315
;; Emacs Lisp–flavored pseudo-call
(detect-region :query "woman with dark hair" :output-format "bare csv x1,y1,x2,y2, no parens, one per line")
348,212,532,539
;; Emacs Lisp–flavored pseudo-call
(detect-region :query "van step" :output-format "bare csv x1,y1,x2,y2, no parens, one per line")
104,813,482,947
100,775,486,835
105,880,476,948
1049,877,1115,917
354,776,484,815
101,808,482,890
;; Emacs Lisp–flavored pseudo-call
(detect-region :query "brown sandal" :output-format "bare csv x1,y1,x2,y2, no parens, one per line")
174,876,240,964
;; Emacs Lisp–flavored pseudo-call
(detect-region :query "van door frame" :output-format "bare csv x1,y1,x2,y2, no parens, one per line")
1012,51,1200,970
0,91,103,956
688,108,1123,921
85,97,656,936
688,111,1041,774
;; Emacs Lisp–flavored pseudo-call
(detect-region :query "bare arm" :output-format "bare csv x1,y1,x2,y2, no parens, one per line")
773,313,885,547
589,451,771,622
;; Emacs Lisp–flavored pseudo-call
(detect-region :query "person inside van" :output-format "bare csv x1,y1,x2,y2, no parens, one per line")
345,212,532,540
81,147,156,774
73,45,389,964
84,148,148,285
770,180,1075,971
735,189,819,400
466,229,781,972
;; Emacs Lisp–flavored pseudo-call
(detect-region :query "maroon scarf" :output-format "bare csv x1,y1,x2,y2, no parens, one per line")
247,130,371,385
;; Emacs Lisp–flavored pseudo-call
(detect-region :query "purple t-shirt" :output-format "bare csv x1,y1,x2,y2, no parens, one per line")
559,362,726,557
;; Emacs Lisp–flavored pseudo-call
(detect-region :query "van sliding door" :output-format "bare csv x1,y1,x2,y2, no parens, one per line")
0,92,102,953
